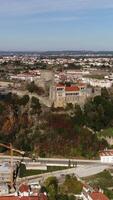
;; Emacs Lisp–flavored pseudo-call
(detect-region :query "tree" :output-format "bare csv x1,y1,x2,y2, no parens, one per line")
6,93,20,106
19,163,26,178
0,102,5,114
56,194,69,200
27,81,38,93
84,94,113,131
40,186,47,194
69,195,76,200
104,188,113,199
15,129,32,151
30,96,42,116
27,81,44,95
66,103,73,110
56,194,76,200
45,176,58,192
101,87,109,99
60,175,82,194
20,95,29,106
72,104,84,126
2,92,9,102
45,176,58,200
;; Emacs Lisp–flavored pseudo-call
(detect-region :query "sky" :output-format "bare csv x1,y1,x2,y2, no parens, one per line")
0,0,113,51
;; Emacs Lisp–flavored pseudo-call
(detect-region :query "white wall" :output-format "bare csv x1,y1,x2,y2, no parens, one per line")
100,155,113,163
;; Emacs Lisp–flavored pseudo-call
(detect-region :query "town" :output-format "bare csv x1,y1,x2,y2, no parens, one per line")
1,0,113,198
0,52,113,199
1,53,113,108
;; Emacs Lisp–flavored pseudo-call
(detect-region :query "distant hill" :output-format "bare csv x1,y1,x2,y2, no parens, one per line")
0,50,113,57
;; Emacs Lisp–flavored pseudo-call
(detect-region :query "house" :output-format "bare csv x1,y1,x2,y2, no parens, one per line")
0,196,47,200
82,78,113,88
82,185,109,200
0,182,47,200
99,149,113,163
90,192,109,200
19,183,30,196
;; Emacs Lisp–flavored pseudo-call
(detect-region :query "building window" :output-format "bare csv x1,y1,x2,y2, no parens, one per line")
57,88,64,91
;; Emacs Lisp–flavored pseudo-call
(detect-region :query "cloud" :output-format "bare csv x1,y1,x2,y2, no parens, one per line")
0,0,113,16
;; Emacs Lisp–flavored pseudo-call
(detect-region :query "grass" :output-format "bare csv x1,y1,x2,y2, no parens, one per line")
21,166,69,177
83,170,113,189
99,128,113,137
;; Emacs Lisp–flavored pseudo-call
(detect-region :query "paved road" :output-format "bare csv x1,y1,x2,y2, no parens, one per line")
0,155,110,184
74,164,109,177
20,164,109,185
0,156,112,167
38,157,101,166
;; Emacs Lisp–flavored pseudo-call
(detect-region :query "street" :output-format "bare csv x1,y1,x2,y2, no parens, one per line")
20,164,109,185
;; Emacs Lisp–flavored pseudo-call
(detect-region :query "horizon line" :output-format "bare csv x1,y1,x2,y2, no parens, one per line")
0,50,113,53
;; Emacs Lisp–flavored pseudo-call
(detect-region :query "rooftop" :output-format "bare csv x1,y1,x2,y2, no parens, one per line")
90,192,109,200
0,197,38,200
99,149,113,156
0,194,47,200
65,86,80,92
56,84,65,87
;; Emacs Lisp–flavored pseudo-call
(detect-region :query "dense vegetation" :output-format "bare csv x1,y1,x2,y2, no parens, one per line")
44,175,80,200
60,174,82,194
99,127,113,137
0,87,113,158
26,81,45,95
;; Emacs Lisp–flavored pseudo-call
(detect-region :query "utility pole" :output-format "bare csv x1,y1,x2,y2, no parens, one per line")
10,143,13,188
0,143,25,189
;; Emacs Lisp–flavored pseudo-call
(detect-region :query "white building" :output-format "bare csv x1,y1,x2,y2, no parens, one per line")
99,149,113,163
10,73,40,82
82,78,113,88
0,183,9,195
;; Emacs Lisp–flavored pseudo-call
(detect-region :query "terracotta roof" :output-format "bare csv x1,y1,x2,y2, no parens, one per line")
99,149,113,156
0,194,47,200
90,192,109,200
38,193,47,200
78,83,86,87
0,197,38,200
19,184,29,193
65,86,79,92
56,84,65,87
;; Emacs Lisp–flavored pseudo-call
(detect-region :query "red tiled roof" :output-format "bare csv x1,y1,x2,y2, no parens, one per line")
90,192,109,200
56,84,65,87
38,193,47,200
19,184,29,193
99,149,113,156
0,195,47,200
65,86,79,92
78,83,86,87
0,197,38,200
